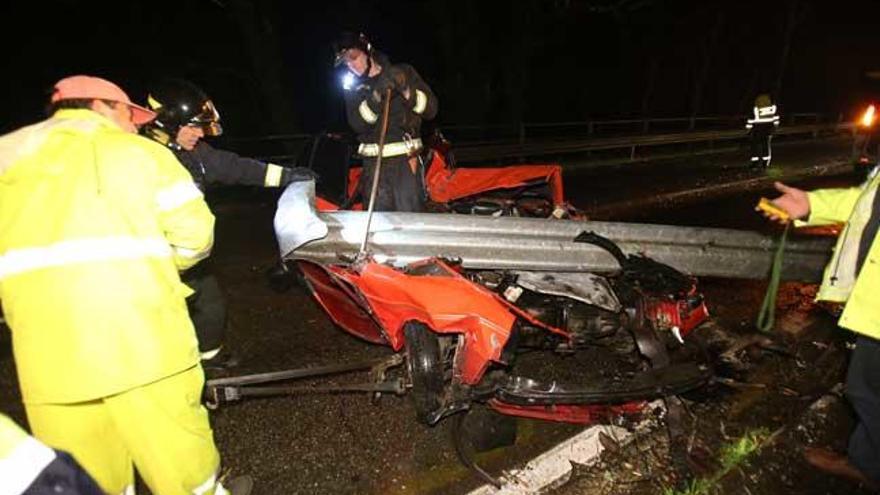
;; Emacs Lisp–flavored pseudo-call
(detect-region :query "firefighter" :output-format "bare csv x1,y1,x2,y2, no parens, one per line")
0,75,251,494
142,78,316,370
334,31,438,212
761,177,880,490
745,93,780,169
0,413,103,494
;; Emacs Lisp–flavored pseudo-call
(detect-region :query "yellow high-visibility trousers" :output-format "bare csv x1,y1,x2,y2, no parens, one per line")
25,365,222,495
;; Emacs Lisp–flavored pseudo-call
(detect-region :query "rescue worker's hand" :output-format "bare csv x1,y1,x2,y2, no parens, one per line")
371,71,397,103
281,167,318,186
758,181,810,223
388,67,411,100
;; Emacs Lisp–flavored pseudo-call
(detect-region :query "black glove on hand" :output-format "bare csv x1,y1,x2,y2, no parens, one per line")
280,166,319,186
371,70,399,103
388,67,410,94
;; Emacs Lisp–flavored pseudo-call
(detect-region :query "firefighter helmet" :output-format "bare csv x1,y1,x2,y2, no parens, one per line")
333,31,373,67
754,94,772,108
146,79,222,137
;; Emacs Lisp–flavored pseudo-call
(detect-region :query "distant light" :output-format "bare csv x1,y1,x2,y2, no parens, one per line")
342,72,355,90
861,104,876,128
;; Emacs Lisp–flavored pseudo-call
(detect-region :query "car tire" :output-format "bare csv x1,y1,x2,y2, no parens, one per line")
404,321,445,425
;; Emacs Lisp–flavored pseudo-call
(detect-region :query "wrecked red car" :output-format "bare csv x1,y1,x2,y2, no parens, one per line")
303,132,579,218
208,137,714,483
211,175,712,424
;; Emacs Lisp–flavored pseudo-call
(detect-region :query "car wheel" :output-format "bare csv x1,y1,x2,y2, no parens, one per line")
404,321,445,425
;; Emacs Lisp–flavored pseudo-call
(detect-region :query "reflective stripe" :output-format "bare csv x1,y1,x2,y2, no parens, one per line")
0,436,56,495
200,347,222,361
358,100,378,124
175,245,210,261
413,89,428,114
264,163,284,187
749,106,778,124
156,181,203,212
120,485,135,495
757,104,777,117
747,117,778,124
358,138,423,158
193,473,217,495
0,237,173,281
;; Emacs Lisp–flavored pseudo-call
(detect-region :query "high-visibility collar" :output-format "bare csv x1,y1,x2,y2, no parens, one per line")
358,138,423,158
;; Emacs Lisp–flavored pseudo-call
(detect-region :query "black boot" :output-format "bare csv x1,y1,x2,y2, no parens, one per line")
222,475,254,495
201,347,240,373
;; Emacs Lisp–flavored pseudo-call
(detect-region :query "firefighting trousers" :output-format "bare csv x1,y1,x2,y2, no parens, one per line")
749,125,774,168
359,155,426,212
24,365,222,495
183,260,228,356
846,335,880,484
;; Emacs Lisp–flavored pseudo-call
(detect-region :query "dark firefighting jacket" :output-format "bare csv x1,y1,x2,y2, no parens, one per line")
343,52,438,150
174,141,315,190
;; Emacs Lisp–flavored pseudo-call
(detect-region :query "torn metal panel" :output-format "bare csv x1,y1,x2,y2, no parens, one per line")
512,271,621,313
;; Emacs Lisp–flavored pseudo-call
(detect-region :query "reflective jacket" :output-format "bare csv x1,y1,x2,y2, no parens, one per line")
343,51,438,148
800,167,880,340
172,141,315,190
143,128,315,190
0,109,215,404
745,105,780,129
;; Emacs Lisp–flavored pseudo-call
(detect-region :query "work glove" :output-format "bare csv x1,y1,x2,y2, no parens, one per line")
388,67,412,98
388,66,420,111
280,166,319,186
370,70,397,104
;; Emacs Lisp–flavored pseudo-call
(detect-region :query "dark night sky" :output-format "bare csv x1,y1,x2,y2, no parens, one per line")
3,0,880,139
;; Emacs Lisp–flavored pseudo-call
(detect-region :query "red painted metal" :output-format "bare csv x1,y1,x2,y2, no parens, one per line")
424,152,566,206
317,150,567,212
302,258,520,384
297,261,387,344
487,399,646,424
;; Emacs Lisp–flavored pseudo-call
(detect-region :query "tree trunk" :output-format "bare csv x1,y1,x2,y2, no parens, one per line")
641,55,660,123
773,0,800,102
225,0,298,135
689,10,725,128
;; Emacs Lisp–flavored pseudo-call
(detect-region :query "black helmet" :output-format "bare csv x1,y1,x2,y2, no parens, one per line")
332,31,372,67
146,79,222,137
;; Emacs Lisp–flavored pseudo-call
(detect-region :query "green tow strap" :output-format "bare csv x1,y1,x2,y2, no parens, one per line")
756,224,790,333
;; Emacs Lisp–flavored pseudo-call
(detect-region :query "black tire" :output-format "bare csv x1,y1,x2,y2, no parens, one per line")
404,321,445,425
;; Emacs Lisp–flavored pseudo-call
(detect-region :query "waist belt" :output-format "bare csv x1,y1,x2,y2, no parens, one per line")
358,138,423,158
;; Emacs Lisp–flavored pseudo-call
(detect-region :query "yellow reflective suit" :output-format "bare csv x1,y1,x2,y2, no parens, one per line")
800,168,880,339
0,109,225,494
